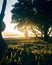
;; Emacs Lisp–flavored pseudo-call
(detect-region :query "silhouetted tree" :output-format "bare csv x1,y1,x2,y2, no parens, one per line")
11,0,52,41
0,0,7,60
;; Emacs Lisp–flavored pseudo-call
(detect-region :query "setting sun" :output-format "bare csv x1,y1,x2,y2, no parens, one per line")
2,11,37,38
2,12,35,38
2,12,41,38
0,0,52,65
0,0,42,38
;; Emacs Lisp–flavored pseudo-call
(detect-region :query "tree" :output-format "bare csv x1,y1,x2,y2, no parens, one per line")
11,0,52,41
14,21,42,37
0,0,7,60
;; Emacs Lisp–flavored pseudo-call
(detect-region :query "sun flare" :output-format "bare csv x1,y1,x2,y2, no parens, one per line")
2,12,24,38
2,11,41,38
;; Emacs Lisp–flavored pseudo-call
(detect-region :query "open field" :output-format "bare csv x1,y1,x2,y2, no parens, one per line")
4,37,47,43
4,37,52,54
0,37,52,65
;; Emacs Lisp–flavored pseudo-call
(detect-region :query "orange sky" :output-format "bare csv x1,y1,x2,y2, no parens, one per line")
2,31,36,38
2,32,24,38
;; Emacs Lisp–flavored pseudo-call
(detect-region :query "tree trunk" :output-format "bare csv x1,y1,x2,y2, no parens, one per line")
0,32,7,60
0,0,7,60
44,25,49,41
0,32,4,60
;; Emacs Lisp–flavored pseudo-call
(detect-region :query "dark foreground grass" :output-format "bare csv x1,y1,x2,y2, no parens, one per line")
0,38,52,65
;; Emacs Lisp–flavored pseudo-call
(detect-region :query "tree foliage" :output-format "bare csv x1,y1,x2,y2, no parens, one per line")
11,0,52,40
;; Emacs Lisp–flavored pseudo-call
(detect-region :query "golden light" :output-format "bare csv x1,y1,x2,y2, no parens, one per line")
2,12,42,38
2,12,24,38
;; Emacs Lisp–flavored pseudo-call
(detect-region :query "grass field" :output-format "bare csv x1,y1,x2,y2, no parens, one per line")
0,37,52,65
4,37,52,54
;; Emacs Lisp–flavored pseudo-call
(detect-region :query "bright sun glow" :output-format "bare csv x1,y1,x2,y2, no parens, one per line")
1,0,43,38
2,11,35,38
1,0,52,38
2,12,24,38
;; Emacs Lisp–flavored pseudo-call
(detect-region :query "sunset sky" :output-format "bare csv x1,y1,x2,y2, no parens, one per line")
0,0,37,38
0,0,52,38
0,0,24,37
